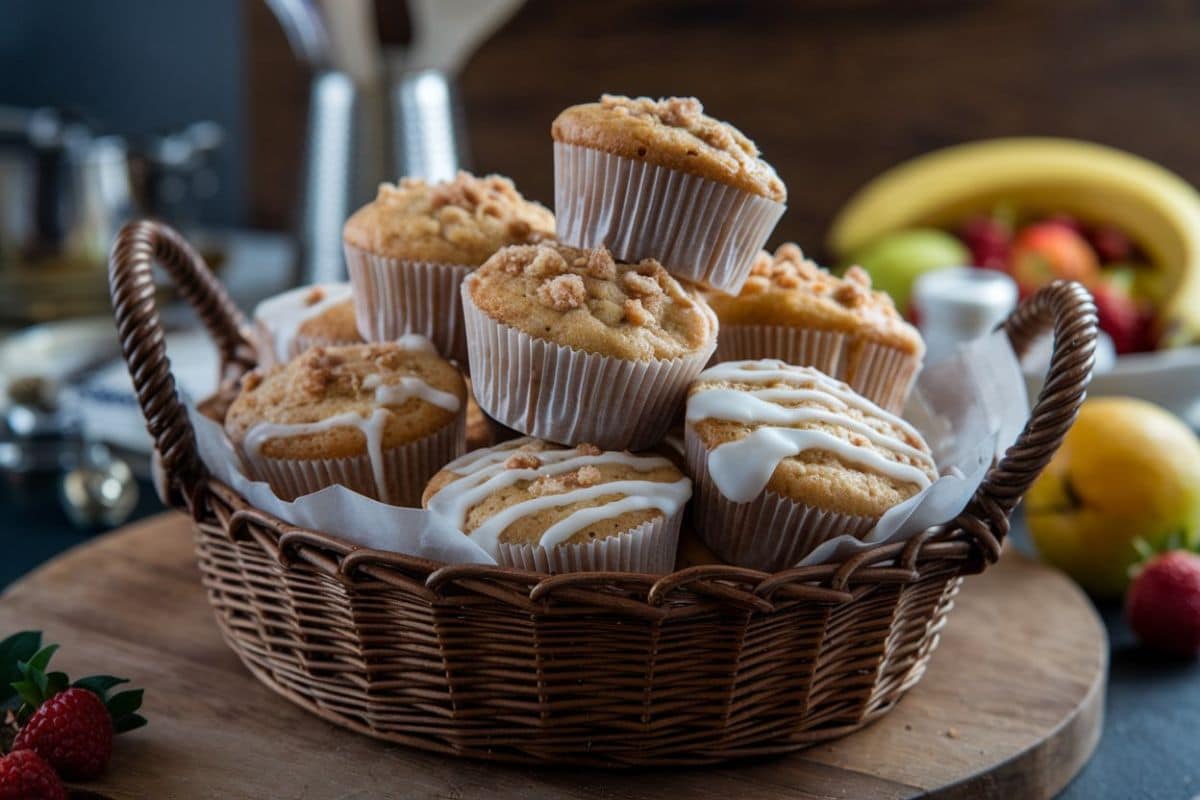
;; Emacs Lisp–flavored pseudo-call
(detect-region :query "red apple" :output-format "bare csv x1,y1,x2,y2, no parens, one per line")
1010,222,1101,295
1092,281,1156,354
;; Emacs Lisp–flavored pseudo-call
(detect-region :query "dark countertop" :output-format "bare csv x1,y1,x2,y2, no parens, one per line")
0,475,1195,800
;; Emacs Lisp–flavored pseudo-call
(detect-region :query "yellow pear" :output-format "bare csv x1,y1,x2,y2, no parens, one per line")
1026,397,1200,596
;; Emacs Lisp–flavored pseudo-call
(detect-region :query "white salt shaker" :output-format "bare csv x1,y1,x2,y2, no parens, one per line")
911,268,1019,364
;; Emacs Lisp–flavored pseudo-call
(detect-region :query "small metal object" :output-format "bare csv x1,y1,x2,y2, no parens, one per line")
391,69,467,183
59,443,138,529
911,267,1019,364
298,71,358,284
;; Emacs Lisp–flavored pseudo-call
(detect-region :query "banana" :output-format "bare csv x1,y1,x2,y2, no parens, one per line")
827,138,1200,347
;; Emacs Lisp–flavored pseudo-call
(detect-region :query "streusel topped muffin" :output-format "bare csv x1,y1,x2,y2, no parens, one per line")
685,360,937,570
707,244,925,412
461,243,717,450
710,245,922,352
552,95,786,292
467,241,716,361
343,171,555,265
294,297,359,350
553,95,785,202
423,437,690,573
226,340,466,505
253,283,360,366
343,172,555,364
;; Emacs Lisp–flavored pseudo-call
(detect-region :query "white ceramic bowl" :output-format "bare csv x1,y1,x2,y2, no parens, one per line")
1025,338,1200,427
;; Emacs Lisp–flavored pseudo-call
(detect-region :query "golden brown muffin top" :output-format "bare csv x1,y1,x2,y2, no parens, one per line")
225,341,465,460
706,244,925,358
342,171,555,265
422,437,691,550
552,95,786,202
686,361,937,517
295,297,360,347
466,241,718,361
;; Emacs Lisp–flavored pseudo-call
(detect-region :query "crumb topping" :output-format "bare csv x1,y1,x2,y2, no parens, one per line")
527,464,604,497
470,241,717,359
737,245,902,317
504,452,542,470
537,274,588,311
225,342,465,457
248,343,458,406
343,171,555,264
556,94,785,201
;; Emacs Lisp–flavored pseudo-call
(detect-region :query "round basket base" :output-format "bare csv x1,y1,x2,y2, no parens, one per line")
0,513,1105,799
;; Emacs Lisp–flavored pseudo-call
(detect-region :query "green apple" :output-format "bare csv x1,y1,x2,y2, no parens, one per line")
845,228,970,314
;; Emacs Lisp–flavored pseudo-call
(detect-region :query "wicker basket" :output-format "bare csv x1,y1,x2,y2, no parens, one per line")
108,220,1097,767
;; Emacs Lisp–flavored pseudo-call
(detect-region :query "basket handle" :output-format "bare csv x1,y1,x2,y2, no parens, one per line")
954,280,1097,563
108,219,258,511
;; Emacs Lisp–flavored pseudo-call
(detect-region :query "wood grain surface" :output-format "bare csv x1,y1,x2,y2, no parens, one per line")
0,513,1106,799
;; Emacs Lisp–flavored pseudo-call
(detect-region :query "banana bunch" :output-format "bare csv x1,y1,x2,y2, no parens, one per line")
827,138,1200,347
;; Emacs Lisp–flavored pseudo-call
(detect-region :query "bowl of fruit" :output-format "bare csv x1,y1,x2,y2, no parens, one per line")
829,137,1200,425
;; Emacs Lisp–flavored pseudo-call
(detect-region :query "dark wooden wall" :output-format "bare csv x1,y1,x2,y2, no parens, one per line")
247,0,1200,260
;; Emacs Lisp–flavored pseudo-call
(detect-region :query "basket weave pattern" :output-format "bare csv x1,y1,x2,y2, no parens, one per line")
109,221,1097,766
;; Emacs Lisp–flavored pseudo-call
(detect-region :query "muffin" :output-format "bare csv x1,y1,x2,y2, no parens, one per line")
343,171,555,364
707,245,925,412
685,360,938,571
225,340,467,506
423,437,690,573
552,95,786,292
461,241,718,450
252,283,361,367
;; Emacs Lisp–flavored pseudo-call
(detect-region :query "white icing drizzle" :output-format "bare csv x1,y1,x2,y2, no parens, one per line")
243,347,459,502
245,408,394,502
688,360,935,503
253,283,352,362
364,373,461,413
391,334,438,355
427,439,691,557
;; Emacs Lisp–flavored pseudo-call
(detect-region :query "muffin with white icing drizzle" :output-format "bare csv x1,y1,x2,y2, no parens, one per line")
225,338,467,506
462,241,717,450
252,283,361,367
706,245,924,413
422,437,690,573
343,171,555,364
685,359,938,571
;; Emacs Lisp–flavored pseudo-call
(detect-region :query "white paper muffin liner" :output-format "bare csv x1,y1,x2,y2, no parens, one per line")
496,509,683,574
241,413,466,508
462,285,715,450
685,426,877,571
344,243,473,365
553,142,786,293
714,325,921,414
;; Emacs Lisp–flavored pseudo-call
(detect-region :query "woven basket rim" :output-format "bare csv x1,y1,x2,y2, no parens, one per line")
111,220,1098,602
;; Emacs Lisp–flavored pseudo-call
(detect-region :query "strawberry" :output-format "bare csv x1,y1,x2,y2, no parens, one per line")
13,687,113,780
0,749,66,800
1126,550,1200,657
959,215,1011,271
0,634,147,782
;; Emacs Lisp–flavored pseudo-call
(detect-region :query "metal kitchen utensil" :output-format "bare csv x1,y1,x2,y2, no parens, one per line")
270,0,524,284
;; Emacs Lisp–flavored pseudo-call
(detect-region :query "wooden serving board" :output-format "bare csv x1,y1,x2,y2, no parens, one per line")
0,514,1106,800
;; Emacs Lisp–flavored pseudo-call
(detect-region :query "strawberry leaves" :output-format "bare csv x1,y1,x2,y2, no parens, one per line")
0,632,42,707
0,632,146,736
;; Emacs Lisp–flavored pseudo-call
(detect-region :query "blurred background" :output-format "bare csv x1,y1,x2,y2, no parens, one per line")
6,0,1199,245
